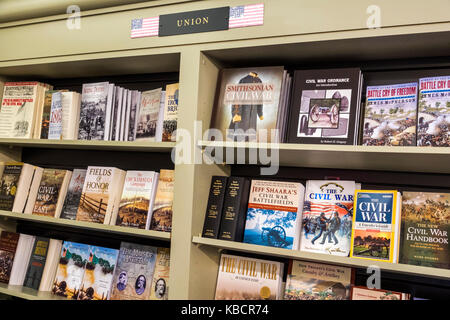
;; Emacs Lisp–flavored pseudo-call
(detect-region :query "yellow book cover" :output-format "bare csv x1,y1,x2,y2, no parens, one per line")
149,247,170,300
150,170,174,232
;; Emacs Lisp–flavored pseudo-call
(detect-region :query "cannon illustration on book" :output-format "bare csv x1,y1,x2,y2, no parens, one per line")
261,225,290,247
309,103,339,125
357,240,389,258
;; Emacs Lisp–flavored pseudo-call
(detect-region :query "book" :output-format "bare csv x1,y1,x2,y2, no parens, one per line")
299,180,356,256
110,242,157,300
201,176,228,239
60,169,87,220
119,89,128,141
150,169,174,232
243,179,305,250
155,91,165,142
48,92,63,139
287,68,363,145
399,191,449,269
210,66,285,143
0,163,23,211
8,233,36,285
110,87,122,141
23,237,50,290
52,241,90,299
38,239,63,292
114,170,159,229
350,190,402,263
61,91,81,140
76,166,126,224
0,231,20,283
135,88,162,141
417,76,450,147
78,82,110,140
30,169,72,218
362,82,418,146
40,90,65,139
127,90,141,141
218,177,250,242
149,247,170,300
162,83,179,142
351,286,410,300
284,260,353,300
214,253,284,300
103,84,115,141
77,245,119,300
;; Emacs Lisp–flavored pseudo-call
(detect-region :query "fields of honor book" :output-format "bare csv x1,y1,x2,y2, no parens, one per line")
299,180,356,256
150,169,174,232
400,192,449,269
162,83,179,142
350,190,402,263
362,82,418,146
60,169,87,220
23,237,50,290
284,260,353,300
243,179,305,250
0,231,20,283
8,233,35,285
136,88,162,141
351,286,410,300
287,68,363,145
417,75,450,147
149,247,170,300
214,253,284,300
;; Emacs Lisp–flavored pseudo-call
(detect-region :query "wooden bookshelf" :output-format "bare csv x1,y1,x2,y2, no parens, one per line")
0,283,66,300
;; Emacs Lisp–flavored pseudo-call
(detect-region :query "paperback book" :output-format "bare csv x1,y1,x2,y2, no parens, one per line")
351,286,410,300
23,237,50,290
0,163,23,211
78,82,110,140
162,83,179,142
60,169,87,220
149,247,170,300
48,92,63,139
150,170,174,232
136,88,162,141
0,231,20,283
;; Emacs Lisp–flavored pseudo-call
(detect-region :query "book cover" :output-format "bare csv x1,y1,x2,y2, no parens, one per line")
116,171,158,229
110,242,157,300
300,180,356,256
0,231,20,283
149,247,170,300
284,260,353,300
202,176,228,239
243,179,305,250
400,191,449,269
60,169,87,220
210,66,285,143
351,286,409,300
127,91,140,141
150,170,174,232
0,163,23,211
215,253,284,300
48,92,63,139
78,82,109,140
350,190,400,263
362,82,418,146
417,76,450,147
162,83,179,142
40,90,59,139
287,68,362,145
136,88,162,141
23,237,50,290
77,245,119,300
32,168,67,217
52,241,90,299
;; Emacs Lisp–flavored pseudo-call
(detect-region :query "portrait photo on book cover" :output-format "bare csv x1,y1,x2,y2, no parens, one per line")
116,270,127,291
135,274,146,295
154,278,167,299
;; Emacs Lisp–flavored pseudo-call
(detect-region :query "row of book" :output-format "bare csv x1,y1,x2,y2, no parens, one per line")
202,177,450,269
209,67,449,147
215,253,417,300
0,231,169,300
0,81,179,142
0,162,174,232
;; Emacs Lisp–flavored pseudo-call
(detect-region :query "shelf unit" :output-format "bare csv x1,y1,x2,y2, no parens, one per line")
0,283,67,301
0,0,449,300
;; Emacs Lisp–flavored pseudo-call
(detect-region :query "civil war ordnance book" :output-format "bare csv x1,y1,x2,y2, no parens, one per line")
417,76,450,147
243,179,305,250
162,83,179,142
350,190,402,263
218,176,250,242
210,66,285,143
362,82,418,146
399,192,449,269
60,169,87,220
202,176,228,239
23,236,50,290
300,180,356,256
135,88,162,141
78,82,110,140
287,68,362,145
149,247,170,300
110,242,157,300
284,260,353,300
0,231,20,283
150,169,174,232
215,253,284,300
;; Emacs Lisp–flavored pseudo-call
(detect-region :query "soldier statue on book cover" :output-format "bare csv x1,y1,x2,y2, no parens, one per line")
311,212,329,245
324,211,341,245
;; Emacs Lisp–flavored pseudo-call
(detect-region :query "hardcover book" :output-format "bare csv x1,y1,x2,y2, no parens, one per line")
243,179,305,250
362,82,418,146
0,231,20,283
150,170,174,232
287,68,363,145
351,286,410,300
149,247,170,300
77,245,119,300
417,76,450,147
399,191,449,269
284,260,353,300
300,180,356,256
23,237,50,290
48,92,63,139
215,253,284,300
350,190,402,263
136,88,162,141
202,176,228,239
210,66,285,143
110,242,157,300
78,82,110,140
0,163,23,211
60,169,87,220
162,83,179,142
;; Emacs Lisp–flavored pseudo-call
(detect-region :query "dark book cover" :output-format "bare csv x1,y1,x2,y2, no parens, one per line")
202,176,228,239
23,237,50,290
218,177,250,242
60,169,87,220
287,68,362,145
0,231,20,283
0,164,23,211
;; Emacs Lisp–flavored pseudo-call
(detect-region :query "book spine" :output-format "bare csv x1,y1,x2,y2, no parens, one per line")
201,176,228,239
218,177,250,242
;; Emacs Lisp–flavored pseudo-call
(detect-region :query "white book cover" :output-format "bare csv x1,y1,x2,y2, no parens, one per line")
104,84,115,141
135,88,162,141
114,88,124,142
48,92,63,140
78,82,109,140
61,92,80,140
119,89,128,141
124,90,132,141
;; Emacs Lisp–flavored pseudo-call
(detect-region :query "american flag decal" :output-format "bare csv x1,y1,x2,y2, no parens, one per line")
131,16,159,38
229,3,264,29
